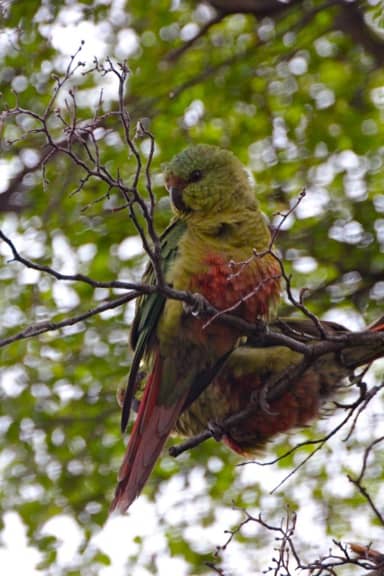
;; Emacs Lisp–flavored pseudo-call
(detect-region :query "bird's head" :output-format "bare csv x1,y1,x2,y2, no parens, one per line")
164,144,256,218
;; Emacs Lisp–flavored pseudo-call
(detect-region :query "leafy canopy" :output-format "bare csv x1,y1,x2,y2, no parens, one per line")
0,1,384,574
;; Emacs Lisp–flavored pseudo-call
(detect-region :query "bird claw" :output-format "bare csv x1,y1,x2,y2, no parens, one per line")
208,420,225,442
183,292,207,318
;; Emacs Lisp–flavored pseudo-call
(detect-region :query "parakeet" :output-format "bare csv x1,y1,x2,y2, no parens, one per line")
111,144,281,512
175,316,384,454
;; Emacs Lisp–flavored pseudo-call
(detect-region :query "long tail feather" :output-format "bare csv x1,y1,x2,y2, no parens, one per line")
111,354,187,513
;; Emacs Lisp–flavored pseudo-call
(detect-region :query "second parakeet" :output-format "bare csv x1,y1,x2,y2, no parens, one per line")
175,316,384,454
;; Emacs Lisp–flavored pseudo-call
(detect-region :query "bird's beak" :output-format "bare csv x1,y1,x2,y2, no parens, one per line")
166,174,189,212
169,186,187,212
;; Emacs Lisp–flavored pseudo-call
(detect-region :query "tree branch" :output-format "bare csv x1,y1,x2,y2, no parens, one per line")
0,292,138,348
212,507,384,575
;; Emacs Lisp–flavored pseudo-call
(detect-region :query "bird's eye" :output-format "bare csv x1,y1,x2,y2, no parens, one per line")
189,169,203,183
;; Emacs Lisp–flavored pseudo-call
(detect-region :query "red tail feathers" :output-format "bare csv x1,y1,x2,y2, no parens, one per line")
111,353,187,513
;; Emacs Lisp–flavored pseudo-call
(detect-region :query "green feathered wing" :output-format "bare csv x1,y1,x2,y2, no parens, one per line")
120,218,187,432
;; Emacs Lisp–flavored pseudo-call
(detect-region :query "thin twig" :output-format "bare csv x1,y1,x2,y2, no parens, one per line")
0,292,138,348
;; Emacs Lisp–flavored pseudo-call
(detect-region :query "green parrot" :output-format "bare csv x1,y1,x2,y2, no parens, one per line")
175,316,384,455
111,144,281,512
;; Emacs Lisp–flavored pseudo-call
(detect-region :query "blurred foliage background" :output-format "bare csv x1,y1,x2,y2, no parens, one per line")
0,0,384,574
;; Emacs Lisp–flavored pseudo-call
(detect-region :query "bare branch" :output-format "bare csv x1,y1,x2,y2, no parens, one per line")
0,292,138,348
0,229,142,290
212,507,384,575
213,508,300,575
347,435,384,527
